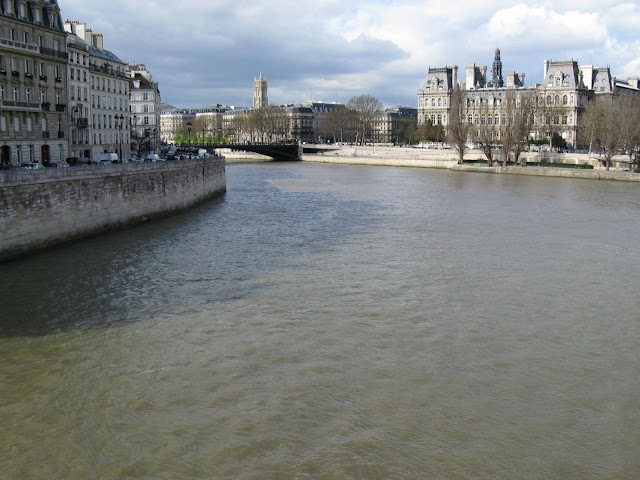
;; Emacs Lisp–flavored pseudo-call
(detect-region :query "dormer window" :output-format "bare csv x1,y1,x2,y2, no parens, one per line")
19,2,26,18
34,8,42,23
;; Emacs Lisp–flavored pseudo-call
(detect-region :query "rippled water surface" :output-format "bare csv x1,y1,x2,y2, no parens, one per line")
1,162,639,479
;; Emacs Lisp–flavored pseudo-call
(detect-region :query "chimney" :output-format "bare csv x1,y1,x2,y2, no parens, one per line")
507,71,516,88
543,60,549,79
92,33,103,50
84,28,93,46
452,65,458,90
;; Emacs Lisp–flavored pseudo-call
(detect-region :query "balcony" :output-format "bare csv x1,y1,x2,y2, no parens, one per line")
42,131,50,138
55,104,66,112
88,63,127,79
41,102,50,111
25,72,33,79
39,75,47,81
11,70,19,77
55,77,62,83
0,100,41,112
0,38,40,54
40,46,68,60
0,69,6,75
76,118,89,128
57,131,65,139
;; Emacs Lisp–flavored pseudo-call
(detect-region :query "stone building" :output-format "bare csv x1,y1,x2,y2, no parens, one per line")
128,64,161,155
1,0,69,166
64,20,130,163
417,49,640,149
373,107,417,143
65,25,90,161
417,65,457,128
253,73,267,109
160,105,195,144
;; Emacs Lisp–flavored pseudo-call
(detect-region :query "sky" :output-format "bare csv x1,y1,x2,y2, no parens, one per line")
59,0,640,109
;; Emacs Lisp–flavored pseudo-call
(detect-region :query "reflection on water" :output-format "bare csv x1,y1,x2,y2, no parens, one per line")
1,163,639,479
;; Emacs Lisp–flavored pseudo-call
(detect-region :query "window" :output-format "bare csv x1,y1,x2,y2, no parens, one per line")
0,116,6,131
39,62,45,76
14,117,20,132
10,29,16,41
25,87,31,102
143,92,149,101
56,91,61,104
13,86,19,101
40,89,46,103
144,116,149,125
16,145,22,163
26,117,32,132
11,57,18,72
23,31,29,44
0,85,4,100
39,36,44,48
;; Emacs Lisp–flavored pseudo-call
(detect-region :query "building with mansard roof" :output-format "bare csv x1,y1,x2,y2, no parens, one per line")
417,49,640,148
128,64,161,155
1,0,69,166
64,20,131,163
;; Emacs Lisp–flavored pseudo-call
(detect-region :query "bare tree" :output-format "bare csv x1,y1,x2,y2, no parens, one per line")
580,95,625,170
347,94,383,145
447,85,471,164
324,105,355,144
511,91,537,166
473,99,496,166
619,94,640,170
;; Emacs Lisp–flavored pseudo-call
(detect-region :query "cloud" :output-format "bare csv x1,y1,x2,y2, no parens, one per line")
59,0,640,108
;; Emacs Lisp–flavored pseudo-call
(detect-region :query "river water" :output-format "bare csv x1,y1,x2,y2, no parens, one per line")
1,162,639,479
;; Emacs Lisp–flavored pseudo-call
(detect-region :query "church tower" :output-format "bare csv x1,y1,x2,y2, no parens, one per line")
491,48,504,87
253,74,268,109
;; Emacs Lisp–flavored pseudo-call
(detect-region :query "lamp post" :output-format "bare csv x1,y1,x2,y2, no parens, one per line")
115,114,124,162
186,120,192,146
132,115,138,158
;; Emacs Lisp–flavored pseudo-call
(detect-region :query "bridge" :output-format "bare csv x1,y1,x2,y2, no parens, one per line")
177,143,303,161
176,143,340,161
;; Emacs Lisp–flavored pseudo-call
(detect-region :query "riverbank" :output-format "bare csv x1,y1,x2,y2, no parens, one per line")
0,158,226,262
301,145,640,182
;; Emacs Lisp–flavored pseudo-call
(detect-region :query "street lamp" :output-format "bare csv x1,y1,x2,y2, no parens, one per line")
115,114,124,162
186,120,192,145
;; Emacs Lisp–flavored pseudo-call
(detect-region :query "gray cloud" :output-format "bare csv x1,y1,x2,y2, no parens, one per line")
61,0,640,109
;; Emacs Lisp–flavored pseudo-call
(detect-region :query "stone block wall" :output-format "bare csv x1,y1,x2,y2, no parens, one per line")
0,158,226,261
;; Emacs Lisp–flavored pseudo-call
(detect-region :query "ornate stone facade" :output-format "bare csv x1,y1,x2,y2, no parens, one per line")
416,50,638,148
1,0,69,165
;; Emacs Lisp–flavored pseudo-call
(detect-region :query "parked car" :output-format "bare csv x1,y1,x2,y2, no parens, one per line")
130,157,144,163
22,162,45,170
48,162,70,168
99,153,119,163
98,159,112,165
146,153,162,162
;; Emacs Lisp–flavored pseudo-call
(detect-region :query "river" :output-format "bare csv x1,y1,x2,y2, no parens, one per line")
1,162,639,479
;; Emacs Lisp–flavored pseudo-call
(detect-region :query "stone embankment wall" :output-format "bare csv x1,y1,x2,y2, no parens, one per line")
302,146,640,182
0,158,226,261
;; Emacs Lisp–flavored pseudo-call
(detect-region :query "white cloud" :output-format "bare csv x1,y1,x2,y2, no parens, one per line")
58,0,640,108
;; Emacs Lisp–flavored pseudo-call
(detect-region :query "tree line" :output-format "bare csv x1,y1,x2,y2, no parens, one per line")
446,86,640,171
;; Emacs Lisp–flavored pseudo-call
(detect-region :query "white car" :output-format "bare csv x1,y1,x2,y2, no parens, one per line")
22,162,45,170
